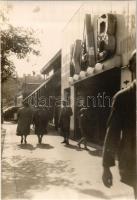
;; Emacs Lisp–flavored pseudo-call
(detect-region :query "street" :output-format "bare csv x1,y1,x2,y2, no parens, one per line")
2,122,134,200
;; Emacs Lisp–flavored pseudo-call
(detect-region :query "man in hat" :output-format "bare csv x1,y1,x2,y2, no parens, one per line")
59,100,73,145
102,50,136,198
77,107,88,150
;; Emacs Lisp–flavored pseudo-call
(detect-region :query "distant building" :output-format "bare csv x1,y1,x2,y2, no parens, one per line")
16,95,23,107
22,74,44,99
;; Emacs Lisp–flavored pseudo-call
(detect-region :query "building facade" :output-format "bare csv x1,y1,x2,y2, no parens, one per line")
22,74,44,99
61,2,136,144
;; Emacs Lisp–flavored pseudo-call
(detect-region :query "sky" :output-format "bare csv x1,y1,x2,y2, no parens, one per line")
3,1,82,77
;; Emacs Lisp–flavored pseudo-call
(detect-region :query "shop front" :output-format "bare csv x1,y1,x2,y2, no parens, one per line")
74,67,120,144
61,2,136,145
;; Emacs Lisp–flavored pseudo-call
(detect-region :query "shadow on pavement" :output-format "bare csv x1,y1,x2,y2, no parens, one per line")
78,188,109,199
2,158,74,200
64,144,82,151
17,144,36,151
36,143,54,149
88,149,103,157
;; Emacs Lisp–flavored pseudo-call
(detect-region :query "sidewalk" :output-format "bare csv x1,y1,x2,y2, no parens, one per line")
49,123,102,151
2,122,134,200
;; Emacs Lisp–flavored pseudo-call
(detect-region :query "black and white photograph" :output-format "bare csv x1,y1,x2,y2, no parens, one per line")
1,1,136,199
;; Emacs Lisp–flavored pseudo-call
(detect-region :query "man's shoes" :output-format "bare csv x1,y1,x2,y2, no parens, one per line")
66,141,69,145
77,143,81,148
40,137,42,144
61,140,66,143
84,146,88,150
38,137,41,144
21,138,23,144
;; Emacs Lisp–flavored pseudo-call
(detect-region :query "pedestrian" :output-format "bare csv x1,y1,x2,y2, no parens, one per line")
54,101,61,131
16,102,33,144
77,108,88,150
33,105,49,144
102,50,136,198
59,100,73,145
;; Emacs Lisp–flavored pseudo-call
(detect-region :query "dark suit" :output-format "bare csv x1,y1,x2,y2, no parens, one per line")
16,107,33,136
103,81,136,188
33,108,49,135
59,106,73,141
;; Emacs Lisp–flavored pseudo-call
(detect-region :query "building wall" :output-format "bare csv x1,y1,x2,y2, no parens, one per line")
61,1,136,132
22,74,44,99
16,95,23,107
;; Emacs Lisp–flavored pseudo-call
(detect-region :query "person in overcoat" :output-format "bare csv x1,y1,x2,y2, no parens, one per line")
59,100,73,145
77,108,88,150
16,102,33,144
33,105,49,144
102,50,136,198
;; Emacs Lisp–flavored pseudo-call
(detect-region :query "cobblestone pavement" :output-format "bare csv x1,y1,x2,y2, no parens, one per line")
1,122,134,200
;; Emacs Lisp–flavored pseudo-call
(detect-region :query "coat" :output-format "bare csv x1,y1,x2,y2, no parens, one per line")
103,81,136,187
16,107,33,136
59,106,73,133
79,108,88,137
33,108,49,135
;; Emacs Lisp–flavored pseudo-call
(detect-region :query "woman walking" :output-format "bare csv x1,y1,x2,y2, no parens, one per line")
33,105,49,144
16,102,33,144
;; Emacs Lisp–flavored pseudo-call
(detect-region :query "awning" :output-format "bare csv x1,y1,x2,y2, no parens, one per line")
40,49,61,74
72,55,121,85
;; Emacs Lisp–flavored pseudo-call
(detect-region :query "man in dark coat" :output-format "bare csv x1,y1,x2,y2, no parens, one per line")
102,50,136,198
54,103,61,131
77,108,88,150
33,105,50,144
16,102,33,144
59,100,73,145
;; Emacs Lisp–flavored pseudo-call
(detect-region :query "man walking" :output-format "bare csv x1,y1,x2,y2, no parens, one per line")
59,100,73,145
77,108,88,150
102,50,136,198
